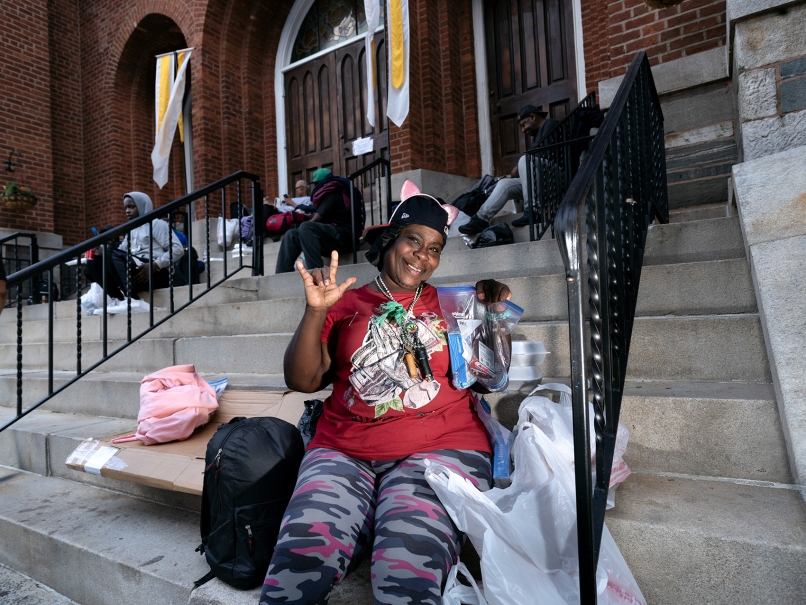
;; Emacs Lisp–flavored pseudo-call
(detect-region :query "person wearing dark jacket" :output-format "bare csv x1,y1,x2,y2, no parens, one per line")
459,105,559,234
275,168,361,273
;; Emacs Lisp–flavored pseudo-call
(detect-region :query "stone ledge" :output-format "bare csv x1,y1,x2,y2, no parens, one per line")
734,144,806,488
598,47,728,110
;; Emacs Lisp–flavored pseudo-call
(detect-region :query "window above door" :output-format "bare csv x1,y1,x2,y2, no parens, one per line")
291,0,386,64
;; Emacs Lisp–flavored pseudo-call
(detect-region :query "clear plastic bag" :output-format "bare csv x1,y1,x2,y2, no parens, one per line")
437,286,524,391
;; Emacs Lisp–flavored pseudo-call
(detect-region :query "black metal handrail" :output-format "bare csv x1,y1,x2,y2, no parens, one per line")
1,170,264,432
348,157,392,264
523,92,601,241
554,52,668,602
0,232,39,307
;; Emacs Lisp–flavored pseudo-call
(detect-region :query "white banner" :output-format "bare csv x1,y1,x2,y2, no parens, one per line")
151,49,192,189
386,0,409,127
364,0,381,128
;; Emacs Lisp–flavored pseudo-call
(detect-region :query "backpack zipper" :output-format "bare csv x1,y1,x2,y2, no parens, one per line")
213,424,243,483
246,524,253,553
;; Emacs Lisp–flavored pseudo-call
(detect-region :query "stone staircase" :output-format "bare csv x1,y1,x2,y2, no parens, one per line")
0,214,804,604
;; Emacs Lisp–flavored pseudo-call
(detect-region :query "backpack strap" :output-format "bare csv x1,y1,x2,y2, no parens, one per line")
194,569,216,587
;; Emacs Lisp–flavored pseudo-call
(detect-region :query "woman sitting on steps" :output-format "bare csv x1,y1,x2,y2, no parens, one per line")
260,184,512,605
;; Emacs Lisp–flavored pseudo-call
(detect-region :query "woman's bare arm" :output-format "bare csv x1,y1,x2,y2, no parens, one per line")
283,252,355,392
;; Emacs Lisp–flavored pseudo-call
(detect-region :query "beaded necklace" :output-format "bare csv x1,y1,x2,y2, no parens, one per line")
373,275,433,381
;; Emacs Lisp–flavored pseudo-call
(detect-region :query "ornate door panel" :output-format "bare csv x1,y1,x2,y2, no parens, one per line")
285,54,340,188
284,33,387,189
485,0,577,175
333,34,388,178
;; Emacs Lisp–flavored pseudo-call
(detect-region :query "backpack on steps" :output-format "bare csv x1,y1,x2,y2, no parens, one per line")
195,416,305,589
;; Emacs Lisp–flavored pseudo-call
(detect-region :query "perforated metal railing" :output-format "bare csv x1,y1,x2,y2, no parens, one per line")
1,171,264,432
554,52,669,602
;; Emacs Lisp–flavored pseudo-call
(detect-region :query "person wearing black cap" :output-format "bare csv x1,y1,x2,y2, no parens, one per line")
260,187,512,605
459,104,559,234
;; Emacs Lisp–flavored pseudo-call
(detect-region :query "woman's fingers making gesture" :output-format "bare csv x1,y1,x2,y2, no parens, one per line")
296,251,356,311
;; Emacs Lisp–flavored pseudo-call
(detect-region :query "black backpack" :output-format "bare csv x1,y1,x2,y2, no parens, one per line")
173,246,201,287
451,175,496,216
196,417,305,589
473,223,514,249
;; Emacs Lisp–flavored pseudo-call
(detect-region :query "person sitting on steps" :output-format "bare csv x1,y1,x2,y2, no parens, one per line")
275,168,362,273
85,192,184,302
459,104,559,235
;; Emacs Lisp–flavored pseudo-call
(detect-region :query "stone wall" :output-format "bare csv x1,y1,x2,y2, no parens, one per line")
732,1,806,161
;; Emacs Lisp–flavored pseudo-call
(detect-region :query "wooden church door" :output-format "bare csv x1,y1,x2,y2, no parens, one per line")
284,32,387,189
484,0,578,176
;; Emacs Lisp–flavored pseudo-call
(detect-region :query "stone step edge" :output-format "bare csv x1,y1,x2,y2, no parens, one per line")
0,313,765,347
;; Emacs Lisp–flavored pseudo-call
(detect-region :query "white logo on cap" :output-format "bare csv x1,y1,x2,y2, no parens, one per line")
401,213,409,218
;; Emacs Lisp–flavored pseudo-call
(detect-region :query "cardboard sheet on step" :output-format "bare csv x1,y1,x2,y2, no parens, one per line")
64,389,330,496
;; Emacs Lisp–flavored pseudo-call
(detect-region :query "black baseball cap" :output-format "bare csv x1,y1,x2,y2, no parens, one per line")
363,194,450,246
363,194,452,267
518,104,547,120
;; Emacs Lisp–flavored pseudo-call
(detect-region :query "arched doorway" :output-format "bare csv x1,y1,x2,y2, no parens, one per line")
276,0,387,192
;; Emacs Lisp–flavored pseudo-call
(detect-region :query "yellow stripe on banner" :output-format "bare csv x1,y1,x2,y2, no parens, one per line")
157,55,172,131
390,0,404,89
177,52,186,143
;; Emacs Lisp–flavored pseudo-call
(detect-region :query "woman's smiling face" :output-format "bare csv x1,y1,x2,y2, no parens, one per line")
381,224,443,291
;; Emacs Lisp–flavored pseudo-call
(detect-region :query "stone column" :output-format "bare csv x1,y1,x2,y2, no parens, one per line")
730,0,806,161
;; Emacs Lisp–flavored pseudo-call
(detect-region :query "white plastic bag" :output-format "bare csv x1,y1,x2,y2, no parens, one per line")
80,283,111,316
518,383,631,500
443,561,488,605
216,216,239,247
425,420,646,605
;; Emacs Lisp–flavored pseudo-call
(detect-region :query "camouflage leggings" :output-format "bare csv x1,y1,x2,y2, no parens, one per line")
259,447,492,605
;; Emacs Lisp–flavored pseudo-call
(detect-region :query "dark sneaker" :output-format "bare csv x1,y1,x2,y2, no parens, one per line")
458,215,490,235
511,213,532,228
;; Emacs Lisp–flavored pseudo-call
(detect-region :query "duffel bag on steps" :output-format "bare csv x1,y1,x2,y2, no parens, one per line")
195,416,305,589
265,211,308,236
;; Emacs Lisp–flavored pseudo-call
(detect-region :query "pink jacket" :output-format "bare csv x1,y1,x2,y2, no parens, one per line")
112,364,219,445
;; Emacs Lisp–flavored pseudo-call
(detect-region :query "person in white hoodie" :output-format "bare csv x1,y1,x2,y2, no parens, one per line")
86,192,184,302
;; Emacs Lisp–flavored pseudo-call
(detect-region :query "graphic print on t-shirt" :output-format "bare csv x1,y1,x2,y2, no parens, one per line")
346,308,447,417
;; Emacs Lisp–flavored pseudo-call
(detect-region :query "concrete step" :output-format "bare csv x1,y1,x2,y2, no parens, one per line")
0,468,371,605
1,215,747,325
0,257,757,344
0,371,287,418
489,379,791,484
0,313,771,380
0,563,77,604
2,460,803,605
607,473,806,605
1,377,788,489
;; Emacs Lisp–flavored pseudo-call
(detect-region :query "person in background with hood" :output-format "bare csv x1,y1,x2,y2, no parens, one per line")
85,192,184,303
275,168,363,273
118,192,184,298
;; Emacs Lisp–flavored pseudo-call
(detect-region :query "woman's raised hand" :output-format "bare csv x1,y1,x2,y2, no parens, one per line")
296,251,356,311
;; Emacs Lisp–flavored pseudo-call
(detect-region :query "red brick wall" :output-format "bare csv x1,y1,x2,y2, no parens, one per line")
390,0,481,178
0,0,55,235
49,0,86,246
4,0,482,246
583,0,727,93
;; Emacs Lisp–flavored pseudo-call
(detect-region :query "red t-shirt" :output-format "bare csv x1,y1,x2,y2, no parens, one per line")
308,283,491,460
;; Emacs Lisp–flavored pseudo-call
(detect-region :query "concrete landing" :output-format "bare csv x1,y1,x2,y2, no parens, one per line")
0,563,77,604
